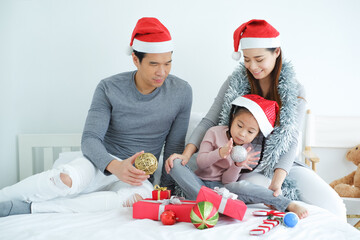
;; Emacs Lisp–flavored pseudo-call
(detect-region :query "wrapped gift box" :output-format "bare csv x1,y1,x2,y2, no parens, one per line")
133,198,196,222
196,186,247,220
152,185,171,200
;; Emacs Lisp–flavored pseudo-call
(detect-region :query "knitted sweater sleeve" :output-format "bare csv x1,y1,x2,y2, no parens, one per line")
274,84,307,174
163,83,193,161
188,77,231,149
81,81,115,174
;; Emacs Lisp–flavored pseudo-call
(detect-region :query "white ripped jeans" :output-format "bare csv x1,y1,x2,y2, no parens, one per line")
0,155,153,213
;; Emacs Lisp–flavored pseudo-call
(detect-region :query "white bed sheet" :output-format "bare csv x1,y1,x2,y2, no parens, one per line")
1,202,359,240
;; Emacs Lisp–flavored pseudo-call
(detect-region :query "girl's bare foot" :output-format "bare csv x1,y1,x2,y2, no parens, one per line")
122,193,143,207
287,202,308,219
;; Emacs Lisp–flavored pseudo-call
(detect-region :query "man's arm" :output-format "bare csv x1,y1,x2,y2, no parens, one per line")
81,81,148,185
162,83,193,161
81,81,114,173
160,83,192,187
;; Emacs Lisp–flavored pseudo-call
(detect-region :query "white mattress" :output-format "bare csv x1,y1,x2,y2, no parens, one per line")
1,202,359,240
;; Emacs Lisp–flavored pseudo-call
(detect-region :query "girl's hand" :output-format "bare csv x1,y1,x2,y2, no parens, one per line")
234,147,260,170
219,138,233,158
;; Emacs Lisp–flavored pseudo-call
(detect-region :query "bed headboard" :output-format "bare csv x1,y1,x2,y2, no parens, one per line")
17,112,206,182
18,134,82,181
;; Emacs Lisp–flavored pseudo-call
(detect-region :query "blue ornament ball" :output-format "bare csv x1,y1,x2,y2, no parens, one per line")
283,212,299,227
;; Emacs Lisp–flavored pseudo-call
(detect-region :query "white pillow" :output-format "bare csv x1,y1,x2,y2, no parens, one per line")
52,151,83,168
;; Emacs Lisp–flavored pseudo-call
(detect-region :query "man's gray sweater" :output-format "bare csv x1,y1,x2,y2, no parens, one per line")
81,71,192,179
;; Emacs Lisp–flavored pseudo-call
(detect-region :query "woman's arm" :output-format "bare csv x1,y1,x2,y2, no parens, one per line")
269,168,287,196
187,77,231,149
273,97,307,173
164,77,231,172
269,85,307,195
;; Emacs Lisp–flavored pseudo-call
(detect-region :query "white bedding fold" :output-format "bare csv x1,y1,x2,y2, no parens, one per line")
0,203,359,240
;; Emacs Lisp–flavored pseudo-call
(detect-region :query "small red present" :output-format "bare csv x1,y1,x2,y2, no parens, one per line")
152,185,171,200
195,186,247,220
133,196,196,222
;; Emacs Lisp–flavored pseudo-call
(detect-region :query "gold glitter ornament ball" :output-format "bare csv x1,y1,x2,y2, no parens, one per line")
134,153,158,175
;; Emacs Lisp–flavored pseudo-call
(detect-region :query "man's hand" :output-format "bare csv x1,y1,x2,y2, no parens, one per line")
106,151,149,186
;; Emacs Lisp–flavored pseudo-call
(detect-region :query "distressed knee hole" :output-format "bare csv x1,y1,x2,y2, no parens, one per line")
60,173,72,188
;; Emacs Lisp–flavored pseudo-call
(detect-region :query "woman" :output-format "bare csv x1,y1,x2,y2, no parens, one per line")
165,19,346,221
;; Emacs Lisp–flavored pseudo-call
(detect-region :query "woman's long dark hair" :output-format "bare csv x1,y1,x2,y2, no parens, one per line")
246,48,282,124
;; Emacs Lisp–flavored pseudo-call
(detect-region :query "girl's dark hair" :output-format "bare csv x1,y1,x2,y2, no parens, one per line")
133,50,146,63
246,48,282,125
228,105,266,174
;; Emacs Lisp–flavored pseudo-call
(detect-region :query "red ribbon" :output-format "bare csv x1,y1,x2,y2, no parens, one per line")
252,210,285,217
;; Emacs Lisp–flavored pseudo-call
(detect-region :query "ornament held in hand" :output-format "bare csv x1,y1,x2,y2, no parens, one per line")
230,145,247,162
134,153,158,175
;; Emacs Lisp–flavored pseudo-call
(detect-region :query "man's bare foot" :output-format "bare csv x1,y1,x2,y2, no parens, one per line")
287,202,308,219
122,193,143,207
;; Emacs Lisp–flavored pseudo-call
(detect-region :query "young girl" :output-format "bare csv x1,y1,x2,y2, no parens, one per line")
171,94,308,219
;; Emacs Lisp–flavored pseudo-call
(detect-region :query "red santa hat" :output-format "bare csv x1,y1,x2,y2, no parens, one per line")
129,17,173,54
231,94,280,137
232,19,280,60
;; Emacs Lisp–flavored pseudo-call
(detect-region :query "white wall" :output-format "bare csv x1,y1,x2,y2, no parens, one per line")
1,0,360,188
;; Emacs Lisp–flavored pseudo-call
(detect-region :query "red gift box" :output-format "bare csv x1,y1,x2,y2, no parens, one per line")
195,186,247,220
133,197,196,222
152,185,171,200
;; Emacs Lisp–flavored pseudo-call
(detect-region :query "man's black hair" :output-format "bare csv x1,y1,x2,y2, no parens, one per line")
133,50,146,63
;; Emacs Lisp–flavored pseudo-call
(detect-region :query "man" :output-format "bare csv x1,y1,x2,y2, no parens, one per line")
0,17,192,216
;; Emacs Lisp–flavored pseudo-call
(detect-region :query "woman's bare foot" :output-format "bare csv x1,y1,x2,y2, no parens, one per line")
287,202,308,219
122,193,143,207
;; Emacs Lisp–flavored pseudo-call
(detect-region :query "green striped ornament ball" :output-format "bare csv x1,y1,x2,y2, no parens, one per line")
190,201,219,229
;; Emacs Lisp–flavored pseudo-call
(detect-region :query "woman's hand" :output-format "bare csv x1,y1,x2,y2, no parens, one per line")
164,153,190,173
268,184,282,197
164,144,197,174
235,147,260,170
268,168,287,197
219,138,233,158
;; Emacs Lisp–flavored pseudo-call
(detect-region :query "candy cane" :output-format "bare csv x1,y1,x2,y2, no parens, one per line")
250,219,281,235
250,210,299,235
252,210,285,218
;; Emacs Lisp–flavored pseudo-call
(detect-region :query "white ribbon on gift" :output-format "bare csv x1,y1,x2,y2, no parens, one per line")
213,187,238,213
157,196,182,220
141,196,192,220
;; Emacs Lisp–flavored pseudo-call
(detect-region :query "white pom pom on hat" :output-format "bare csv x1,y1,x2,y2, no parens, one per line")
126,46,133,56
232,19,281,61
128,17,174,55
232,51,241,61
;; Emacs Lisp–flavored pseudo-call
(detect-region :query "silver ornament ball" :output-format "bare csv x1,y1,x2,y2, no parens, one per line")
230,145,247,162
